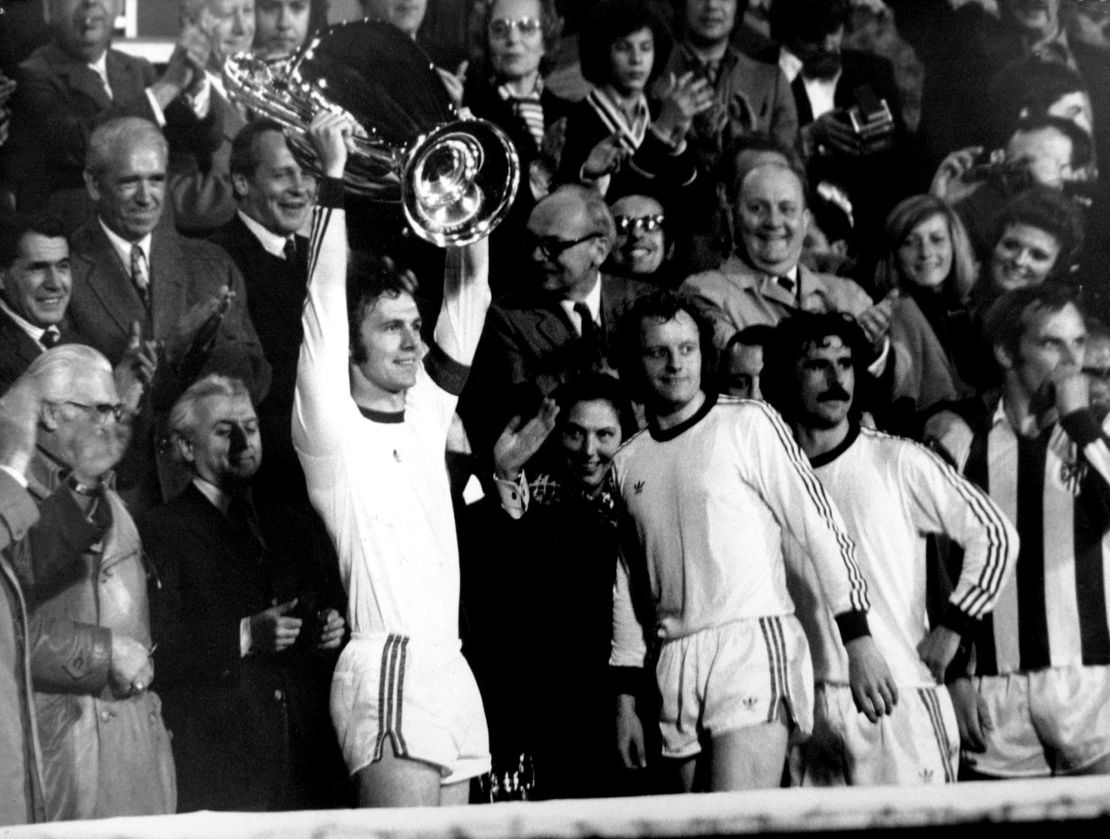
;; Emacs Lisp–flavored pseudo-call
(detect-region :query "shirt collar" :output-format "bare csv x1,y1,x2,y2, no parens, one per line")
98,218,153,274
193,476,230,514
588,86,650,151
238,210,292,258
559,275,602,325
779,48,803,83
87,52,109,81
0,297,47,343
496,75,544,101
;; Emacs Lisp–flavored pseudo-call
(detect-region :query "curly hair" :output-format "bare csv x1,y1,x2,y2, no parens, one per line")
991,185,1086,280
617,289,717,403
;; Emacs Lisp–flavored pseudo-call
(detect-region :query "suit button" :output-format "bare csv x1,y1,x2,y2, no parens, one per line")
274,689,284,701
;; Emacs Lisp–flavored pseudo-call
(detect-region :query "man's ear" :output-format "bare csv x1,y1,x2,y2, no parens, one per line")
993,342,1015,372
39,402,61,432
592,235,612,268
174,435,195,465
231,172,249,202
83,170,101,203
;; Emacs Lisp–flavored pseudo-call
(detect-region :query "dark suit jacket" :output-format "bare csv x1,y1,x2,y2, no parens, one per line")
8,43,217,232
168,87,245,236
66,219,271,505
140,484,347,811
0,309,84,394
460,273,653,456
209,216,309,498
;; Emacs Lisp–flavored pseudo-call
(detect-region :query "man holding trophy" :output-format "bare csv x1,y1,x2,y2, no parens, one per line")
293,111,493,807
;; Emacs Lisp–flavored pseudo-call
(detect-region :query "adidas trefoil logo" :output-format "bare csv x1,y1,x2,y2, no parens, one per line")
918,768,934,783
633,480,645,495
742,696,757,711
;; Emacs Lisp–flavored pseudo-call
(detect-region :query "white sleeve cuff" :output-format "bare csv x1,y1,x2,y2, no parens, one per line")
494,471,529,520
144,88,167,127
239,616,252,657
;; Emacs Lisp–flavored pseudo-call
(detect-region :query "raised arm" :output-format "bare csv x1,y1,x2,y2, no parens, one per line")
292,113,357,457
434,233,491,367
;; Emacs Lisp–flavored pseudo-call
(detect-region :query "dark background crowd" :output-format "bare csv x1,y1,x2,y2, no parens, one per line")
1,0,1109,825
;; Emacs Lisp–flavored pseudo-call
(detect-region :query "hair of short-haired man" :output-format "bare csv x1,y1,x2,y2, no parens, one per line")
578,0,675,89
717,322,773,388
0,212,69,270
552,371,640,440
166,373,253,461
616,289,718,402
718,131,803,202
229,117,291,200
1009,112,1095,173
759,310,872,420
473,0,564,78
769,0,851,46
85,117,168,183
346,249,422,366
991,184,1086,280
736,160,810,211
982,282,1083,374
544,183,617,243
872,194,978,305
24,344,113,402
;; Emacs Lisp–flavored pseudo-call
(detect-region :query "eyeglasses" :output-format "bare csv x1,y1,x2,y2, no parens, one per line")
52,400,126,425
1083,365,1110,379
488,16,542,40
529,232,603,261
613,214,665,234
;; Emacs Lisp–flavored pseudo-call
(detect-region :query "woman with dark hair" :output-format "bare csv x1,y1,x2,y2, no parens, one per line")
555,0,710,199
462,0,573,292
976,185,1085,306
872,194,980,430
461,374,653,801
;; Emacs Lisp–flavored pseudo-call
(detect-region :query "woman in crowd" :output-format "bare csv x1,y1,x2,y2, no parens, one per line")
461,374,652,801
872,194,979,431
462,0,572,293
556,0,708,199
975,185,1085,306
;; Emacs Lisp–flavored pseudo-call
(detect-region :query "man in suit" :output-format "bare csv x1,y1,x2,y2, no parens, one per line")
66,116,270,513
141,374,348,811
210,119,312,503
682,162,880,349
7,0,215,231
769,0,911,261
168,0,258,235
461,184,653,458
0,213,77,393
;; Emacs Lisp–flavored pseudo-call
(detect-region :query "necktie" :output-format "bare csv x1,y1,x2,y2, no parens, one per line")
91,64,112,100
776,274,794,294
574,302,600,365
130,244,149,308
40,326,60,349
283,237,297,262
228,493,268,558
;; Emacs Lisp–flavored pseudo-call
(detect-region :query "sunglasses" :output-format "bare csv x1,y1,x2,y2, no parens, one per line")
488,16,543,40
613,214,665,234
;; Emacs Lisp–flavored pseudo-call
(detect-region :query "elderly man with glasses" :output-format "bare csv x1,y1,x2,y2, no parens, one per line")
461,184,654,458
10,344,176,820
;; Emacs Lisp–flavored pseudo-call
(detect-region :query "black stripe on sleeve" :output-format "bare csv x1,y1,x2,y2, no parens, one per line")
424,341,471,396
1016,435,1050,670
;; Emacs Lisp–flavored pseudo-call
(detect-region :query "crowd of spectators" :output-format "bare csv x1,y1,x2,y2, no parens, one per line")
1,0,1109,823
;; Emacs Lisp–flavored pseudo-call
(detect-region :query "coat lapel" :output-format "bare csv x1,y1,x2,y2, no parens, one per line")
149,230,188,340
74,224,141,337
47,44,112,111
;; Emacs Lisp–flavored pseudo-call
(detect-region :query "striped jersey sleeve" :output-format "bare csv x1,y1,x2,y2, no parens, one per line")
901,438,1018,629
751,402,871,630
